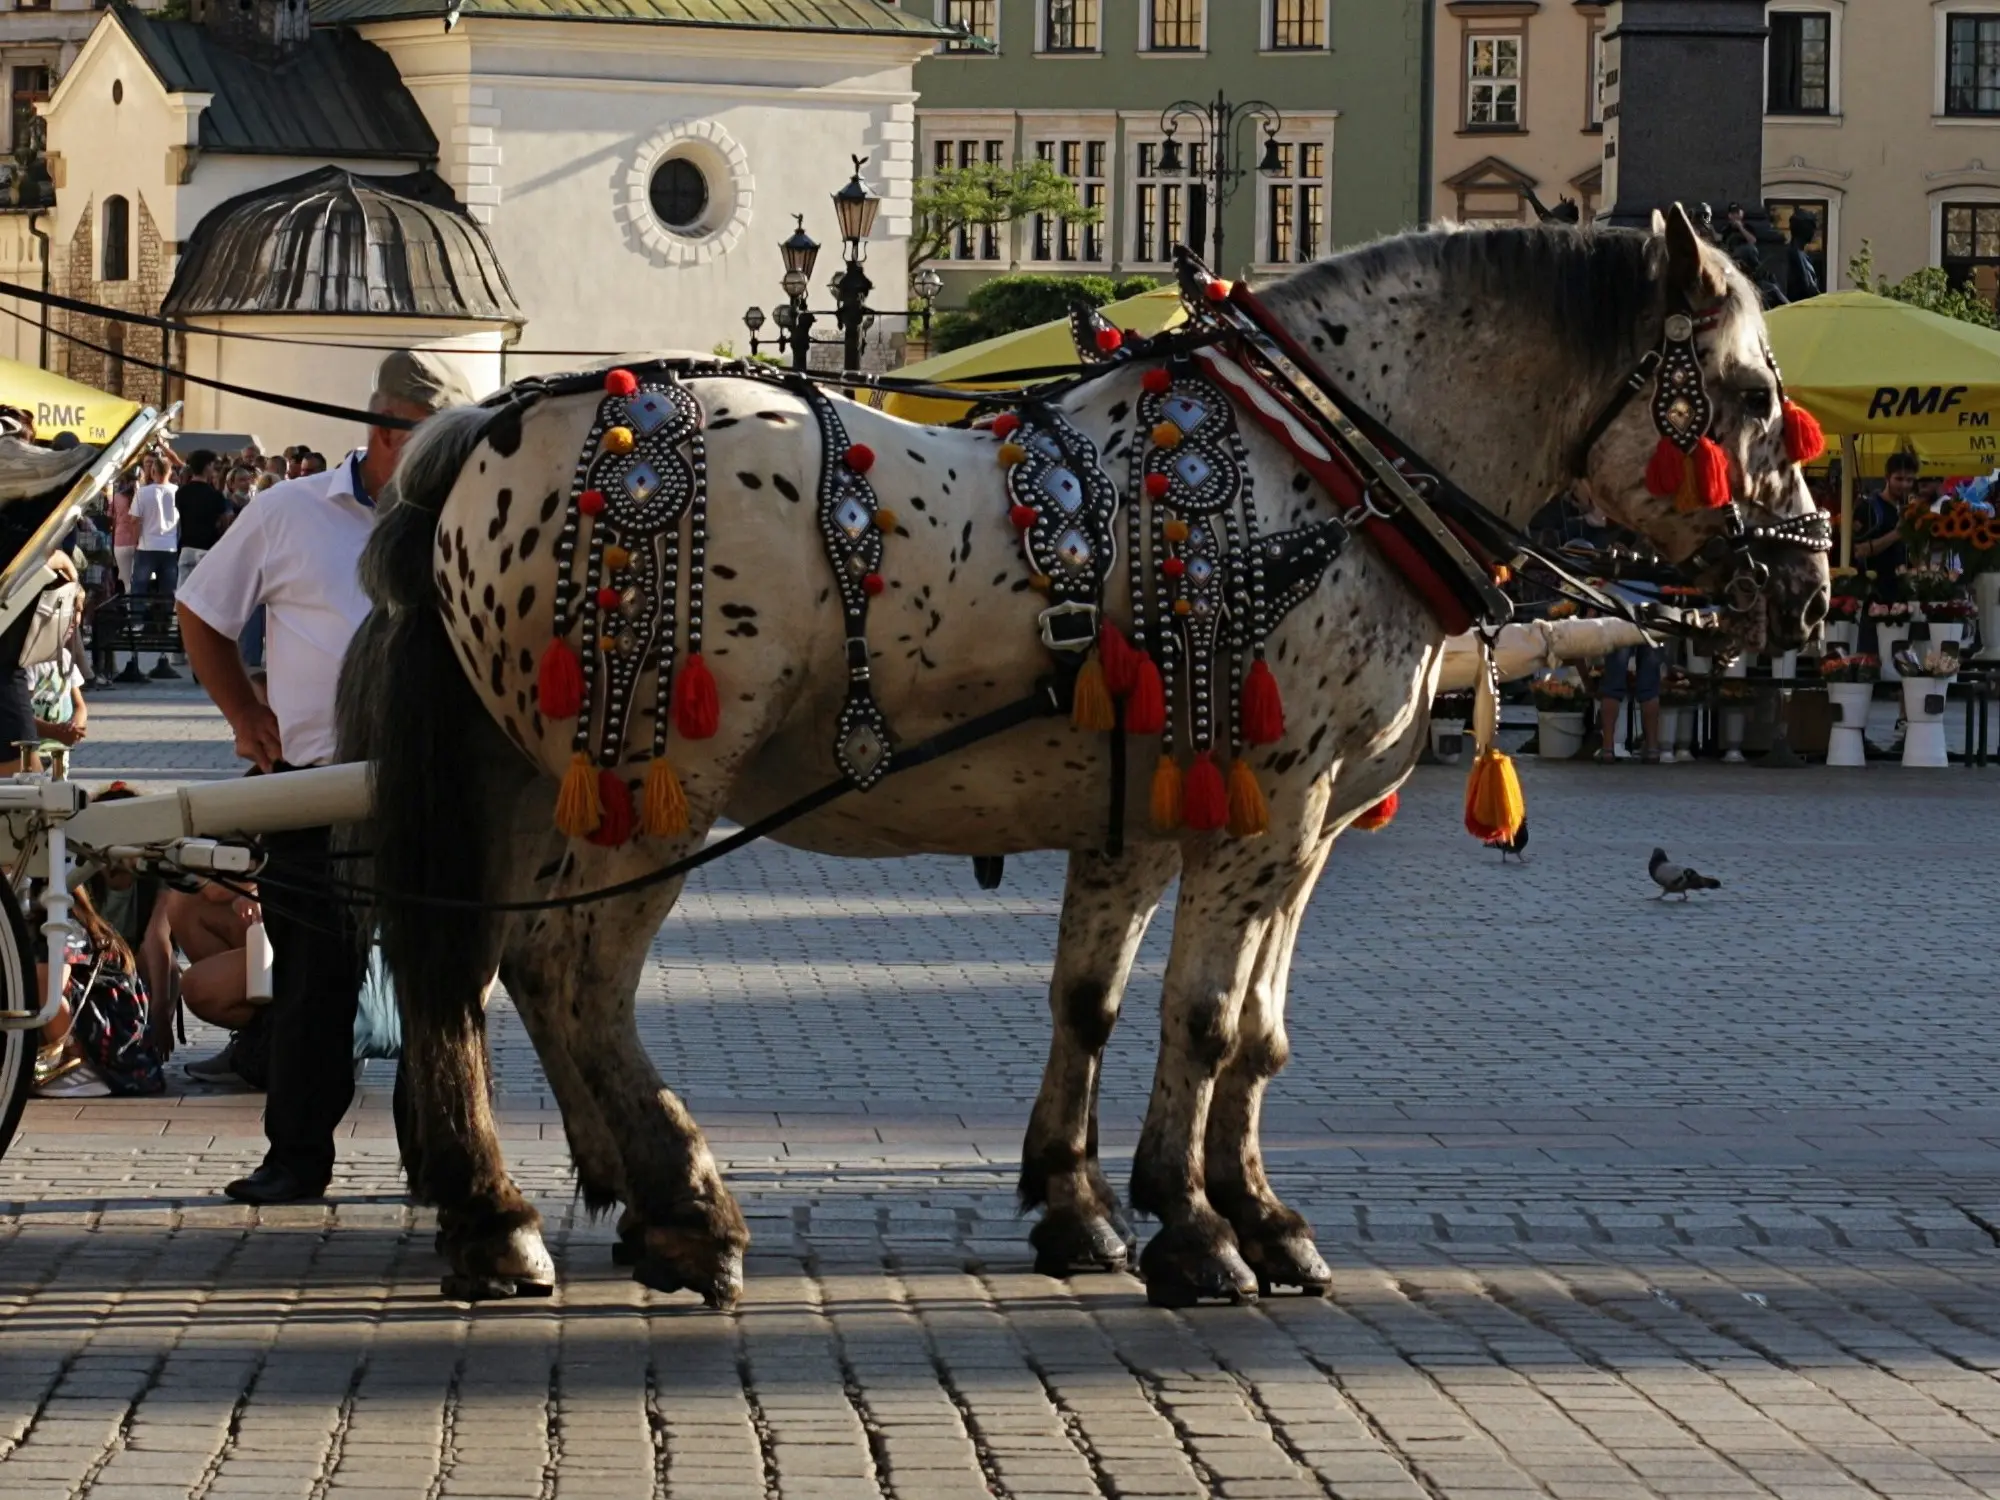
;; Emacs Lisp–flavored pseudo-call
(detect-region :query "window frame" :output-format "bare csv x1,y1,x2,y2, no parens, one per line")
1940,197,2000,307
1263,0,1329,53
1940,5,2000,117
1252,126,1334,273
1039,0,1101,54
1129,135,1207,265
1463,31,1525,132
100,193,130,283
937,0,998,54
9,63,49,155
1763,195,1832,290
1765,5,1838,117
1141,0,1206,55
1029,134,1111,267
925,132,1012,264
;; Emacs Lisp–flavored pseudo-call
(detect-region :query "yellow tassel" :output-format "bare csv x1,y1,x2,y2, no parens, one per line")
1149,754,1183,830
1226,758,1269,839
555,751,602,838
642,756,689,839
1071,655,1117,733
1673,457,1702,515
1468,749,1526,843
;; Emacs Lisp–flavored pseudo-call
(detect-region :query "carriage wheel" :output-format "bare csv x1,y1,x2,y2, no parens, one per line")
0,879,43,1164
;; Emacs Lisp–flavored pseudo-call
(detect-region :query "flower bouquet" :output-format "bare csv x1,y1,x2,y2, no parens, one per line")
1921,597,1977,623
1530,675,1588,712
1658,668,1703,706
1899,565,1965,606
1866,599,1911,622
1530,673,1588,759
1819,652,1879,683
1432,689,1473,719
1825,594,1862,623
1542,600,1578,620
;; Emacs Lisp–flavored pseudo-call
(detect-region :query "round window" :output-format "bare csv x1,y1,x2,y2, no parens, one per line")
648,157,710,233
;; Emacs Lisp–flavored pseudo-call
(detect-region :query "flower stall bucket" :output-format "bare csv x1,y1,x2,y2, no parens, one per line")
1537,710,1586,760
1766,650,1798,680
1674,705,1695,758
1431,718,1465,766
1977,573,2000,661
1655,704,1679,762
1722,709,1748,763
1900,678,1950,769
1824,621,1860,654
1876,623,1911,682
1824,682,1872,768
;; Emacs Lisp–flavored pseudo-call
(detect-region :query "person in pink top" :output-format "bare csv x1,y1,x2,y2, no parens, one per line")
109,478,140,592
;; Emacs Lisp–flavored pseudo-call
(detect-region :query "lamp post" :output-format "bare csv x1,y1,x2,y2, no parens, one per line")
911,265,944,354
743,157,943,375
1156,90,1285,271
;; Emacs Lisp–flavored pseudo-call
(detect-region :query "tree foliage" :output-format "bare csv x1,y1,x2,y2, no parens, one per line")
932,272,1161,353
911,159,1100,272
1848,241,1998,330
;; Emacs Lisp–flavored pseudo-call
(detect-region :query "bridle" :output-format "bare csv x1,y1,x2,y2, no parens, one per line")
1566,294,1831,621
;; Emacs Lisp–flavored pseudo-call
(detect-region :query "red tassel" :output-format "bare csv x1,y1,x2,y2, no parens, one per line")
1782,400,1825,465
1241,658,1284,745
1645,438,1686,499
1125,652,1166,735
673,652,719,740
537,639,583,719
1098,622,1140,698
1691,435,1732,508
587,770,635,847
1182,752,1228,831
1353,791,1398,831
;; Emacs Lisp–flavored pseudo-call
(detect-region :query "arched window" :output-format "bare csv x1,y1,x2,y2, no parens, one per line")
101,194,129,282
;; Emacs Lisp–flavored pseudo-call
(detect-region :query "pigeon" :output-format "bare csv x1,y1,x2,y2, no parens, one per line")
1489,819,1529,863
1649,847,1721,900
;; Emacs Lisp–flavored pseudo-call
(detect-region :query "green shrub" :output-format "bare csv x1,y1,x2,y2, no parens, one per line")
933,272,1160,352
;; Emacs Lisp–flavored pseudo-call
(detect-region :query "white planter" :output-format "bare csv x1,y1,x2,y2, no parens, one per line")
1977,573,2000,660
1766,650,1798,680
1824,620,1860,653
1875,618,1912,681
1536,709,1586,761
1909,619,1966,675
1674,701,1696,758
1824,681,1873,767
1431,717,1466,765
1685,640,1712,674
1901,677,1951,768
1722,707,1747,763
1655,704,1679,762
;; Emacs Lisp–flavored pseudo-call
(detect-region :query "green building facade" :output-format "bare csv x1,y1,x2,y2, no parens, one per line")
902,0,1427,306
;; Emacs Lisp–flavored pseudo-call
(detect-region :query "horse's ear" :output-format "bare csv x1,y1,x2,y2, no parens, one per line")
1650,209,1667,237
1664,202,1728,303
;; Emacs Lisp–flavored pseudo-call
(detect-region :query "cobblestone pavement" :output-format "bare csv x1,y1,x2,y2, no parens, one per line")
8,685,2000,1497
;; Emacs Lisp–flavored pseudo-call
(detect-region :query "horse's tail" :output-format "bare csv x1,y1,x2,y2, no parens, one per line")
337,404,508,1036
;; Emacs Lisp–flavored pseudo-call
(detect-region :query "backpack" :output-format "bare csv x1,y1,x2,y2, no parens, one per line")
17,578,81,671
65,960,164,1096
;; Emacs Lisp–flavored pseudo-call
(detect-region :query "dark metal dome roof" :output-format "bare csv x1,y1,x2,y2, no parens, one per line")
162,166,522,323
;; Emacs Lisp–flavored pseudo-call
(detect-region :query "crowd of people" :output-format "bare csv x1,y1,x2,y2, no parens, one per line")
29,360,463,1219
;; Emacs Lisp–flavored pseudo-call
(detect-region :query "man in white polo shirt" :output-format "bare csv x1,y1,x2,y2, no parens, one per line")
178,350,473,1204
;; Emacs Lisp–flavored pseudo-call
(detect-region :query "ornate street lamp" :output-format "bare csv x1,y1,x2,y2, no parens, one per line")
1156,90,1286,270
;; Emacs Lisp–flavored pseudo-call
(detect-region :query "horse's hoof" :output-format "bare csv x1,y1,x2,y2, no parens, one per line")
1246,1234,1332,1297
611,1235,642,1268
1030,1210,1132,1277
633,1246,743,1311
441,1273,549,1302
1139,1226,1258,1307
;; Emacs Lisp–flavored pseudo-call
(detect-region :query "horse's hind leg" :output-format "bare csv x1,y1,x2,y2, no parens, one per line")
1020,844,1180,1277
502,849,748,1309
1131,818,1328,1307
1204,836,1334,1297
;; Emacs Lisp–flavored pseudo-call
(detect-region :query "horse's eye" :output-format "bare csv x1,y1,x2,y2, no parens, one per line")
1739,385,1776,421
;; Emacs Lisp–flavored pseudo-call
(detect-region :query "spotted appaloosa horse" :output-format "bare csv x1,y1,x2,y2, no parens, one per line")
341,211,1827,1308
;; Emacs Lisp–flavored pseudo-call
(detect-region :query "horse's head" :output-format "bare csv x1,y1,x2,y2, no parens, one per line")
1577,206,1830,653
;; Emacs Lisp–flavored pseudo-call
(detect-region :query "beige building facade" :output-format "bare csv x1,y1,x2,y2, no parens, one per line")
1430,0,2000,302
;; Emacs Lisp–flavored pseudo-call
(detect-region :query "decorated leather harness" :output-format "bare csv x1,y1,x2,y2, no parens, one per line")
505,246,1829,857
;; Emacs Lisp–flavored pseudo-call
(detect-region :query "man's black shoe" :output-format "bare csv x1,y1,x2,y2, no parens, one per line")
223,1164,327,1205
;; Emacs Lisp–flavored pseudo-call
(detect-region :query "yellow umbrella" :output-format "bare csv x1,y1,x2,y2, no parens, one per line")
1810,431,2000,480
881,284,1189,425
0,356,142,446
1765,292,2000,570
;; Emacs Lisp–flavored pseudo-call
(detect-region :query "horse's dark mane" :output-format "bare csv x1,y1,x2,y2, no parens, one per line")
1260,224,1675,378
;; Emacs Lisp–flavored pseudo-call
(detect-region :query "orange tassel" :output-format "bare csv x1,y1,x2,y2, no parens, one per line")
588,769,634,847
1354,791,1398,831
1691,435,1732,508
1241,658,1284,745
673,653,719,740
642,757,689,839
1149,754,1182,830
1126,652,1166,735
1645,438,1685,499
1226,758,1269,838
1782,400,1825,465
555,752,601,838
1463,749,1525,844
537,639,584,719
1182,751,1228,832
1071,654,1117,733
1098,621,1140,698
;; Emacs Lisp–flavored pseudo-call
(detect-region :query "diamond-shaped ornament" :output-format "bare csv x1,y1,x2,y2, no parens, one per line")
1162,395,1207,431
627,391,673,435
1174,451,1213,488
1055,529,1093,569
624,462,661,502
1187,557,1215,584
842,723,886,778
1041,467,1084,512
835,496,873,539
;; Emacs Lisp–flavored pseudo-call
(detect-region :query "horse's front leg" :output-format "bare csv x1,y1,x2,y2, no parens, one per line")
1020,843,1180,1277
502,844,748,1310
1204,834,1335,1297
1131,818,1327,1307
